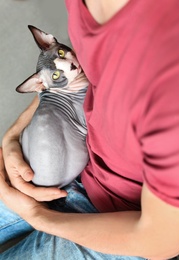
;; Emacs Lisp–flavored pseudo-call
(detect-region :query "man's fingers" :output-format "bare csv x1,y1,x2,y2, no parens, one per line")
3,146,34,182
16,160,34,181
32,186,68,202
13,176,68,201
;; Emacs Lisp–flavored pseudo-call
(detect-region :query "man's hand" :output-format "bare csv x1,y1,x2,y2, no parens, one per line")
0,147,47,223
2,139,67,202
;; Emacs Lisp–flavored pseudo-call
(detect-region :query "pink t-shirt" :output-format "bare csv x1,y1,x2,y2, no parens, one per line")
65,0,179,212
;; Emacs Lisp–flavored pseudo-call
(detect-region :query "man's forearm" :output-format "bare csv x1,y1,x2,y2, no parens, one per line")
29,184,179,259
31,208,142,256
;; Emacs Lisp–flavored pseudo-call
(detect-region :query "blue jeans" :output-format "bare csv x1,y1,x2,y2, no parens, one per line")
0,180,146,260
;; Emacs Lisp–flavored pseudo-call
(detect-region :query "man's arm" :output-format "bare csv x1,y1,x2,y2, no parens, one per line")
2,96,67,201
28,183,179,259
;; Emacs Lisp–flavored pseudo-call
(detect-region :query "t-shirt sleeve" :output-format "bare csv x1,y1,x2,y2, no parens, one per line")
137,8,179,207
140,63,179,207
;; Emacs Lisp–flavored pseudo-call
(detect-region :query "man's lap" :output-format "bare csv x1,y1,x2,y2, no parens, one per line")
0,180,146,260
0,199,33,245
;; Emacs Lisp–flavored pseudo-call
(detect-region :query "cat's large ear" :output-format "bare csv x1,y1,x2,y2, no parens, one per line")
16,73,46,93
28,25,57,51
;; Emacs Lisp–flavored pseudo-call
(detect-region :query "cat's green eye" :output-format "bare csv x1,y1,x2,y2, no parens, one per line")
58,49,65,58
52,70,60,80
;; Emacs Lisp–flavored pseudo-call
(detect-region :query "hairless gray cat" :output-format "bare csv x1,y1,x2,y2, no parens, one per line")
16,25,89,188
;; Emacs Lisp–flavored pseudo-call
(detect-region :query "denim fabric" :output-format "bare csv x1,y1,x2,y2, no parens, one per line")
0,201,33,245
0,180,146,260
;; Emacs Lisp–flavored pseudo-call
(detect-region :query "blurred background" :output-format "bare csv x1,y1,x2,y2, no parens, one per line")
0,0,69,143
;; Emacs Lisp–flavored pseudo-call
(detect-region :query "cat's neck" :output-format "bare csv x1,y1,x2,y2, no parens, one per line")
39,87,87,102
38,90,87,134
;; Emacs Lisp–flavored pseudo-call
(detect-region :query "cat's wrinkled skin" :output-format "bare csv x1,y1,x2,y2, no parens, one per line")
16,25,89,187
